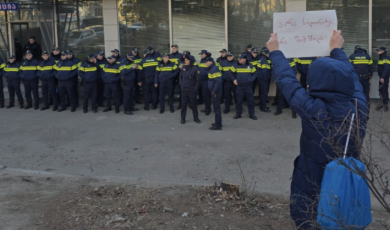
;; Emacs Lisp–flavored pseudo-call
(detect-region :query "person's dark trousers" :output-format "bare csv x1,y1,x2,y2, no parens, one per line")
58,79,75,110
0,77,4,106
173,75,181,107
42,79,58,108
49,78,59,105
82,81,97,110
276,86,284,111
300,74,307,89
212,91,222,127
122,80,135,111
23,78,39,108
223,81,236,111
201,81,211,112
252,82,257,96
220,79,225,103
7,79,24,106
118,80,123,105
181,90,198,119
379,77,389,106
96,77,105,105
236,85,255,116
258,77,270,110
105,81,120,109
73,76,79,106
359,76,370,107
197,87,203,103
142,79,157,107
134,78,141,102
160,80,174,110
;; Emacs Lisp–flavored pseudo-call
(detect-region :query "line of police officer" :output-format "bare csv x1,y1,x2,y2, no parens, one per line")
0,44,389,127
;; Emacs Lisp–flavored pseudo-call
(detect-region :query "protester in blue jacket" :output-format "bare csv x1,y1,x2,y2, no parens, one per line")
266,30,368,229
4,56,23,109
78,54,101,113
38,51,57,111
155,53,179,114
206,57,223,130
20,50,40,110
138,50,159,111
55,51,78,112
102,55,121,113
119,53,140,115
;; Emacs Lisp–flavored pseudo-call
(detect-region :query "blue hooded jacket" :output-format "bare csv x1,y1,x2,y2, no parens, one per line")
270,48,368,228
179,55,199,92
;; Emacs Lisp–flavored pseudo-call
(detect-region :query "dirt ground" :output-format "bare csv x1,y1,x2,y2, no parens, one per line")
1,168,389,230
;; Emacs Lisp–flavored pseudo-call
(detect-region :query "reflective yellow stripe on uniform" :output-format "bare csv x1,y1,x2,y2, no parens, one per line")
222,66,235,72
134,59,142,64
120,65,133,71
71,64,79,70
290,61,296,67
55,66,72,71
350,60,370,64
103,68,119,73
236,68,252,73
143,62,158,67
199,63,207,68
4,67,19,72
258,64,271,69
20,66,37,70
378,60,390,65
38,66,54,71
299,60,312,65
79,67,97,72
0,63,5,69
169,58,179,64
208,72,222,79
157,57,162,61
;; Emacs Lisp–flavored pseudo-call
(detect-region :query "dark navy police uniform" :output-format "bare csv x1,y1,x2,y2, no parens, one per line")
155,58,179,112
20,57,40,109
78,57,101,112
138,51,159,109
119,56,138,113
207,60,223,129
4,58,23,108
180,55,200,121
102,56,121,112
55,54,77,111
38,57,58,110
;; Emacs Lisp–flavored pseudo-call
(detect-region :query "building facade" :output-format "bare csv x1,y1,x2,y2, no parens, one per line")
0,0,389,98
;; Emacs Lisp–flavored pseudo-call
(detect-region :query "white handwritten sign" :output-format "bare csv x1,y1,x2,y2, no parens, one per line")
273,10,337,58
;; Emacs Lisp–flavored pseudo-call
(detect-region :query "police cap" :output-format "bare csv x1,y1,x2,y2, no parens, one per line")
127,53,134,58
171,44,178,48
162,53,169,57
219,49,227,53
238,53,247,59
96,50,104,56
199,50,208,55
376,46,387,52
111,49,119,54
251,48,258,53
247,44,253,49
132,47,139,53
53,47,60,51
87,53,95,59
42,51,49,55
25,50,32,55
67,49,73,54
227,52,234,56
9,55,16,59
183,51,191,55
107,55,117,60
205,57,214,62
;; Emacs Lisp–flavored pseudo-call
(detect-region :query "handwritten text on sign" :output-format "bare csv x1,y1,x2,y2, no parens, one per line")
273,10,337,58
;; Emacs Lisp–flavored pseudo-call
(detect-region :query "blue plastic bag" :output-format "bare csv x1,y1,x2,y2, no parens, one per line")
317,157,372,229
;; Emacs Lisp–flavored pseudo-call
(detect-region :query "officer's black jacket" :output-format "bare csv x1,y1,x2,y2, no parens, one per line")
179,55,199,92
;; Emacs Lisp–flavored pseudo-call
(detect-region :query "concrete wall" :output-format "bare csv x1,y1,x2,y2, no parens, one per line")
102,0,120,55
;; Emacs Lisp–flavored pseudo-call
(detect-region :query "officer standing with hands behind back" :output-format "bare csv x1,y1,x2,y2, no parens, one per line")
20,50,40,110
205,57,223,130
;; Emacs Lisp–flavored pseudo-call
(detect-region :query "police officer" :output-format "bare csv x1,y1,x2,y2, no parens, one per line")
248,48,261,96
180,54,201,124
147,46,162,61
132,47,142,104
220,51,237,114
245,44,253,58
4,55,23,109
111,49,124,64
296,56,316,89
55,51,77,112
257,47,272,113
216,49,227,104
155,53,179,114
78,54,101,113
38,51,58,111
377,46,390,111
67,50,81,107
199,50,212,115
119,53,139,115
51,47,61,63
20,50,40,110
102,55,121,113
96,50,108,107
206,57,223,130
349,45,373,107
0,58,5,108
233,53,257,120
169,45,182,109
274,58,297,116
138,50,158,111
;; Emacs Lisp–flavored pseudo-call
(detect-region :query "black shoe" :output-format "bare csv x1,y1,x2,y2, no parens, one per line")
83,109,88,113
71,108,76,112
34,106,39,110
130,108,139,111
115,108,120,113
6,105,14,109
230,101,233,106
98,103,105,107
283,104,290,109
271,101,277,106
24,105,32,110
0,104,4,109
40,106,49,111
103,107,112,112
53,106,58,111
212,123,223,127
144,106,149,111
223,109,230,114
124,110,133,115
205,111,210,116
177,104,181,110
160,109,164,114
292,112,297,119
181,118,185,124
93,108,97,113
233,115,241,119
57,108,66,112
152,105,157,110
274,110,282,116
260,108,271,113
385,106,389,112
135,100,142,104
209,126,222,130
254,101,260,106
19,105,24,109
197,100,204,105
266,99,269,103
76,103,80,108
249,114,258,120
194,118,201,123
170,107,174,113
201,109,206,113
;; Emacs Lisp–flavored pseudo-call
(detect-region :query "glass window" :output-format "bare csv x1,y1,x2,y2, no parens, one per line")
372,0,390,70
228,0,285,56
57,0,104,57
172,0,225,60
307,0,369,57
0,11,7,60
118,0,170,55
